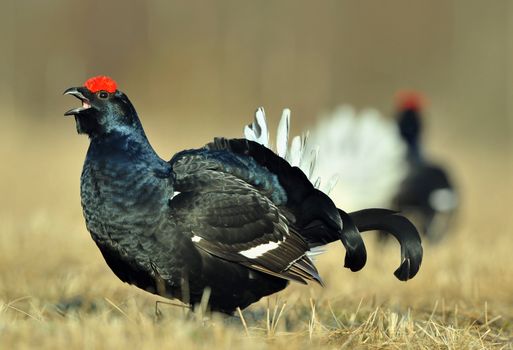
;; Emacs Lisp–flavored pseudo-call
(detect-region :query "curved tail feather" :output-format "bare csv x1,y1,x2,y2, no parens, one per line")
337,209,367,272
348,209,423,281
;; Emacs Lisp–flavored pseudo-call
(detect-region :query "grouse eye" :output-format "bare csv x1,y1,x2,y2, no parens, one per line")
97,91,109,99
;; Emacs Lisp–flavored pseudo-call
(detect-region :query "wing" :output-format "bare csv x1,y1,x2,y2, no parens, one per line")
169,149,322,285
206,137,370,272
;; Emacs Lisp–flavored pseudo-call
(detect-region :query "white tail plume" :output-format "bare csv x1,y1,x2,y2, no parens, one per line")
244,106,408,211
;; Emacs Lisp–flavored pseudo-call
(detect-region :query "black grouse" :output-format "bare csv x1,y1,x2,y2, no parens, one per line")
391,91,458,242
64,76,423,314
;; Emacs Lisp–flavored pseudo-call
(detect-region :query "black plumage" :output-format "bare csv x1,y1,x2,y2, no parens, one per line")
64,77,423,314
392,95,458,242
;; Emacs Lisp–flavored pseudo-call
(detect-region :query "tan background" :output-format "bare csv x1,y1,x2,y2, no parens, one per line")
1,0,512,147
2,0,512,225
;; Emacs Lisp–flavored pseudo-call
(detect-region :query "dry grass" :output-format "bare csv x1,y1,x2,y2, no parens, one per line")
0,120,512,349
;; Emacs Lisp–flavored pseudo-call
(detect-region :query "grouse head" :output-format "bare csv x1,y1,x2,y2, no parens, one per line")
64,76,143,137
395,90,426,148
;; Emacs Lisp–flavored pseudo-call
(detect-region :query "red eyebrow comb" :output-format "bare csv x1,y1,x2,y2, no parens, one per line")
395,90,427,112
84,76,117,93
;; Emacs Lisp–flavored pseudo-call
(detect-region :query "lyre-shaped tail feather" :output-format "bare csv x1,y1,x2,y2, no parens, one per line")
349,209,423,280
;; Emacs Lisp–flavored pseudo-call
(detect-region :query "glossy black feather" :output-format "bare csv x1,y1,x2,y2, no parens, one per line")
169,150,323,285
349,209,423,280
206,138,368,272
392,107,458,242
75,107,347,313
67,84,422,314
81,132,319,313
337,209,367,272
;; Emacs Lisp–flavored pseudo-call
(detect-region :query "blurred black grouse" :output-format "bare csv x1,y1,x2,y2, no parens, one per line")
392,91,458,242
64,76,423,314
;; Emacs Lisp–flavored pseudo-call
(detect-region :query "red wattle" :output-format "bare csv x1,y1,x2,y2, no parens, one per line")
395,90,426,112
84,76,117,93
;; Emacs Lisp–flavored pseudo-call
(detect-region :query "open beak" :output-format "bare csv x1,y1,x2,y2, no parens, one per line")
64,87,92,116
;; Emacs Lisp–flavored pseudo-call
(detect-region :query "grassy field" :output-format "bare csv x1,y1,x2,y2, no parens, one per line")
1,120,512,349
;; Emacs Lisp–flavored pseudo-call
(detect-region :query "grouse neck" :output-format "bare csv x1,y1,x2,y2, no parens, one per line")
406,144,424,164
398,109,424,164
87,127,164,165
81,128,173,233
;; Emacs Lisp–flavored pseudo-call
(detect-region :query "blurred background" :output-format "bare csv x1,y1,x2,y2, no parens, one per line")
1,1,513,345
2,0,513,146
2,0,512,234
